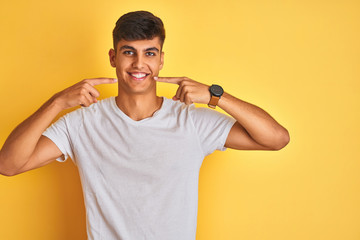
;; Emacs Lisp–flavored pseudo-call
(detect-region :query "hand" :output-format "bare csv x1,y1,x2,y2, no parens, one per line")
53,78,117,110
155,76,210,105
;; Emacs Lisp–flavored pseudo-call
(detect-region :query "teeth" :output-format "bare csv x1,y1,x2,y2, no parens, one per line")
131,73,147,78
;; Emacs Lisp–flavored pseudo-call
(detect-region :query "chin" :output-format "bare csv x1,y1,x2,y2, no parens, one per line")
127,84,156,95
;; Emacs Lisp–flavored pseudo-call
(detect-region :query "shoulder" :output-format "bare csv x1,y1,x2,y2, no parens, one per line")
61,97,114,122
163,97,190,111
162,97,229,120
162,97,195,118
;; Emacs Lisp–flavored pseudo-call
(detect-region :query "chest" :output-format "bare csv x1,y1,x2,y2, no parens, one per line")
73,118,204,182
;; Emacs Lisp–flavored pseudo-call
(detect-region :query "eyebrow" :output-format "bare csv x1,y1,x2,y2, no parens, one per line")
145,47,159,52
119,45,159,53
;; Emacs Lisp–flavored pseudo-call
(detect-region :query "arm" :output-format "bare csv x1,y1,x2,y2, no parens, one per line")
155,76,290,151
218,92,289,150
0,78,117,176
0,97,63,176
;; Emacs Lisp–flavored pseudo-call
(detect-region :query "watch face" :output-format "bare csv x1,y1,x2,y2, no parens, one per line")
210,85,224,97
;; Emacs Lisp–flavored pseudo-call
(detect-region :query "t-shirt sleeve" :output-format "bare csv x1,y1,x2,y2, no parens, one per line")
189,105,236,156
42,110,81,163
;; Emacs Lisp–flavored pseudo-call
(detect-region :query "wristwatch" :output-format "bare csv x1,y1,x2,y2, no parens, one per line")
208,84,224,109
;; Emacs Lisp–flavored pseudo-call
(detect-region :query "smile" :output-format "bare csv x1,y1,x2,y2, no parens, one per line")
128,72,150,81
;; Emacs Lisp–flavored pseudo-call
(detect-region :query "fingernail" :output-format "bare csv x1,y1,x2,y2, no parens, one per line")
113,78,118,82
154,76,158,80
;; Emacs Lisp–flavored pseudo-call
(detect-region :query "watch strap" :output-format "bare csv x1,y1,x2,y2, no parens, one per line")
208,95,220,109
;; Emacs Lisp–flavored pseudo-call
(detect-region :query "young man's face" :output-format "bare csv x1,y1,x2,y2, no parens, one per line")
109,37,164,95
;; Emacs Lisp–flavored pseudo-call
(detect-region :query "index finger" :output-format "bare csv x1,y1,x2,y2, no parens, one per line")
84,78,118,86
154,77,183,85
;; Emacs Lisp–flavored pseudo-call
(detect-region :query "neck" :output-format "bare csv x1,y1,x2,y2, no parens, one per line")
115,89,163,121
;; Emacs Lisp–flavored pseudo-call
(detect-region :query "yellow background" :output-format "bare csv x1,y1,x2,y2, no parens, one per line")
1,0,359,239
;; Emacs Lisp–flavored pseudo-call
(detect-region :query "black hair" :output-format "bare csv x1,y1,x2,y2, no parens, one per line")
112,11,165,51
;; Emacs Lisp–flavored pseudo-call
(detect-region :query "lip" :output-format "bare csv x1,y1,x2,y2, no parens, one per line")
127,72,150,81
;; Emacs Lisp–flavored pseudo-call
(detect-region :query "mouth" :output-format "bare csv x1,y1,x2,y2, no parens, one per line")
128,72,150,81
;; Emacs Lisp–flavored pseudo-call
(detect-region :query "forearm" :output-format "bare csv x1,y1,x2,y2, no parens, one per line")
0,95,63,172
218,92,289,149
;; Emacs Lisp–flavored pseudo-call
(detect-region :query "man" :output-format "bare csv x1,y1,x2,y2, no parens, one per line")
0,11,289,239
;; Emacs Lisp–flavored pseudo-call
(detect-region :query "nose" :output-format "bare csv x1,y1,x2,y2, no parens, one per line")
132,55,145,69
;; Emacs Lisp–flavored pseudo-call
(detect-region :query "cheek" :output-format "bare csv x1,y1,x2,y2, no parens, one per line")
116,61,128,74
150,61,162,74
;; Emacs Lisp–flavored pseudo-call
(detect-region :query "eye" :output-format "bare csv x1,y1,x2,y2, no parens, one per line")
145,52,156,57
123,51,134,56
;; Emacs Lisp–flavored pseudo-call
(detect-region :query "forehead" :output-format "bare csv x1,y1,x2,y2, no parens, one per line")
116,37,162,51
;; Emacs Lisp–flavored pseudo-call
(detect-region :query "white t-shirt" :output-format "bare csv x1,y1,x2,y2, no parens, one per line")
43,96,236,240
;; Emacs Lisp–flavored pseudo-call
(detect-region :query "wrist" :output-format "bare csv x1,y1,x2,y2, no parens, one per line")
217,92,230,109
49,93,67,112
208,84,224,108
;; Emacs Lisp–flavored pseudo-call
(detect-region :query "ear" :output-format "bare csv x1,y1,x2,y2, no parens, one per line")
159,51,164,70
109,49,116,68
